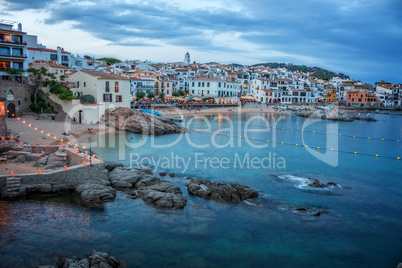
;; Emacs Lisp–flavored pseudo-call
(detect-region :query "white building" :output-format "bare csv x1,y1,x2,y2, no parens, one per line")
183,52,190,65
65,70,130,124
130,77,155,97
0,20,29,80
189,77,239,103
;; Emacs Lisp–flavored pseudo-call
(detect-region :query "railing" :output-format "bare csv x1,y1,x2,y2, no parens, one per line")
0,40,27,45
0,53,27,58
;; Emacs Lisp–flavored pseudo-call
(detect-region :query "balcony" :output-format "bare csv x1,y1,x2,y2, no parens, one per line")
0,53,27,59
0,39,27,46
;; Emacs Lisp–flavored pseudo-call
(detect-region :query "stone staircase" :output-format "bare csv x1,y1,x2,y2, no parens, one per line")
6,177,22,197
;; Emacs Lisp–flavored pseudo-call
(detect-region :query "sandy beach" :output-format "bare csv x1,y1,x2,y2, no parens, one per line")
5,115,116,146
4,104,297,146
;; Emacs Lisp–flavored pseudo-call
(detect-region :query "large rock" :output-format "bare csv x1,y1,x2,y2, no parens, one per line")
187,179,259,203
100,107,187,135
53,250,121,268
107,167,187,209
75,183,116,203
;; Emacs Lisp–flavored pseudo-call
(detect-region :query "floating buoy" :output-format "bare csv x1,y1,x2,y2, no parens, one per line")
313,131,315,133
239,136,242,138
376,154,379,157
296,144,298,146
398,140,400,142
353,136,356,138
281,142,284,144
252,138,255,140
64,166,68,170
331,149,333,151
282,128,284,130
306,145,308,148
368,137,371,140
210,132,212,134
354,152,357,154
267,140,270,142
317,147,320,149
382,138,384,141
340,134,342,136
217,133,220,135
264,126,266,128
291,129,293,131
227,134,229,137
398,157,400,160
325,133,327,135
301,130,303,132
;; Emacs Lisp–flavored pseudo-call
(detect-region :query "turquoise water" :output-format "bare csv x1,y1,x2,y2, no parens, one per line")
1,112,401,267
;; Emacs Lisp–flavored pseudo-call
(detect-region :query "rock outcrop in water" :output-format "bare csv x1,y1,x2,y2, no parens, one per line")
101,107,188,135
38,250,122,268
107,166,187,209
295,110,376,122
187,179,259,203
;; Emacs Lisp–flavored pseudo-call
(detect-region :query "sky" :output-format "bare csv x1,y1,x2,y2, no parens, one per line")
0,0,401,85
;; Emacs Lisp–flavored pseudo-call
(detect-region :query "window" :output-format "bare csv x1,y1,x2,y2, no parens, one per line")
12,48,22,56
115,82,119,92
198,82,201,87
207,90,210,94
105,81,110,92
167,90,169,94
103,93,112,102
352,98,354,102
17,100,21,106
50,54,57,61
77,81,80,88
218,82,221,87
116,95,122,102
192,90,194,94
84,82,86,87
207,82,210,87
0,47,10,55
192,82,195,87
198,90,200,94
62,55,68,61
167,83,169,87
7,90,14,100
202,82,205,87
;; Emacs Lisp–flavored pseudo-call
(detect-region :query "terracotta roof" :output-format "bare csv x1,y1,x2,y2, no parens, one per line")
28,47,71,54
46,62,69,69
79,71,129,80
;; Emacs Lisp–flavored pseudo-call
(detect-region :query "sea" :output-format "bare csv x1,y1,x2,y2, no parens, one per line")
1,111,401,267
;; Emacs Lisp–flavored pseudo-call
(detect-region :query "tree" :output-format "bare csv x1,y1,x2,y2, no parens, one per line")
177,89,186,96
27,67,56,105
136,91,146,99
147,92,155,99
172,91,179,97
84,55,92,59
5,68,23,81
96,57,122,66
159,92,165,99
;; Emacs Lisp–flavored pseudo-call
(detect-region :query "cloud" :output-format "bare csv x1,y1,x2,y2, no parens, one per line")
1,0,401,83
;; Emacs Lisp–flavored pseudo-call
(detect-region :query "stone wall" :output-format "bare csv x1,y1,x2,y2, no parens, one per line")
0,162,107,198
0,80,34,117
0,115,6,137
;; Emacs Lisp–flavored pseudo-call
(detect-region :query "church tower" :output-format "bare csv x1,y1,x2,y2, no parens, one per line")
183,52,190,65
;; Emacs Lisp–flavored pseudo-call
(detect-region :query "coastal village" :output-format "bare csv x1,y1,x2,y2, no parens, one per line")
0,20,401,125
0,17,402,268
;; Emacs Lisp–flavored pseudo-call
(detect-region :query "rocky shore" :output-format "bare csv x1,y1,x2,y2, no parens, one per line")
101,107,188,135
295,110,377,122
37,250,122,268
